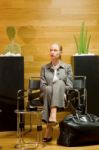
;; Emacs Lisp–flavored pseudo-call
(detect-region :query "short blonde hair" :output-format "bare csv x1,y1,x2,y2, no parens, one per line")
50,43,63,51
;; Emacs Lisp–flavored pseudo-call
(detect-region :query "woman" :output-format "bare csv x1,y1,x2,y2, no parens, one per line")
40,43,73,142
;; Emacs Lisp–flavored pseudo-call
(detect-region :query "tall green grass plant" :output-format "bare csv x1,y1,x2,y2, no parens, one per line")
74,22,91,54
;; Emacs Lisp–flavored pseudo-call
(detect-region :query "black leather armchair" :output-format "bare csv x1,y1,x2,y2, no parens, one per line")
27,77,43,111
27,76,87,115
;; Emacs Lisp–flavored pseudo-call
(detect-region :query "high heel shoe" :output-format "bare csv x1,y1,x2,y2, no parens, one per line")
43,126,53,142
48,121,58,126
42,137,52,142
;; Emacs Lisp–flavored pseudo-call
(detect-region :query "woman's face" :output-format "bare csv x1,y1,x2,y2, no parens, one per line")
50,44,62,61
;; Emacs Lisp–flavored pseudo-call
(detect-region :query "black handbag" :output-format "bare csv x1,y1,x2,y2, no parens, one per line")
57,113,99,146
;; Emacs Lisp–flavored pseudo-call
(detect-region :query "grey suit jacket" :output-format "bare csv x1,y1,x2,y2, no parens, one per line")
40,61,73,92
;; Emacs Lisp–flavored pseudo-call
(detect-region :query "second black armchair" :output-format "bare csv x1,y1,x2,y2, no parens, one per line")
27,77,43,111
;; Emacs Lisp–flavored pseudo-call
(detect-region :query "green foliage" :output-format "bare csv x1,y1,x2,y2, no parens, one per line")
4,43,21,54
74,22,91,54
6,26,16,40
4,26,21,54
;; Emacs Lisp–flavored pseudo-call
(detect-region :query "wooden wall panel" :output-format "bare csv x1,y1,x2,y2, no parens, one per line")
0,0,99,88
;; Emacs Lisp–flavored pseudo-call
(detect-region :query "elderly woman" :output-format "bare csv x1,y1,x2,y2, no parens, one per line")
40,43,73,142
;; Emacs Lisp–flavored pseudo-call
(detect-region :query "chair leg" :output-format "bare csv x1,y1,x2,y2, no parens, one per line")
14,113,25,149
23,113,33,135
85,89,87,114
26,113,32,133
15,112,40,149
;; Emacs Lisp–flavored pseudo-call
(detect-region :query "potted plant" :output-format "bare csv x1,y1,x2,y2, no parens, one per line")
4,26,21,55
74,22,93,55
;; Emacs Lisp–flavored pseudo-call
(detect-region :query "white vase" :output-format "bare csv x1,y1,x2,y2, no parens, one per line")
73,53,95,56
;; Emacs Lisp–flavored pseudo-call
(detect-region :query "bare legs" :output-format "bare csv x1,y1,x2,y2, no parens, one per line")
43,107,57,142
43,107,56,141
49,106,57,122
44,124,53,138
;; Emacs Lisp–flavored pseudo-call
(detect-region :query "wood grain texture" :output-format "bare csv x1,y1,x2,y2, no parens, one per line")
0,129,99,150
0,0,99,87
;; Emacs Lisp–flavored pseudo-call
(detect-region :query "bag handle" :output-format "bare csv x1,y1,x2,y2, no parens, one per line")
75,112,94,122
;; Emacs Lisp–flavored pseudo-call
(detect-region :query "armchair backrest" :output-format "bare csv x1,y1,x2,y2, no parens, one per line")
28,77,43,109
28,77,40,90
73,76,86,90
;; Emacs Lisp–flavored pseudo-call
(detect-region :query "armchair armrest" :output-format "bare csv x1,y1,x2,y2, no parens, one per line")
67,89,79,101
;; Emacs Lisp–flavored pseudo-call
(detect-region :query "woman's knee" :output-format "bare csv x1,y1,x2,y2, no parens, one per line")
55,80,65,88
45,86,52,94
